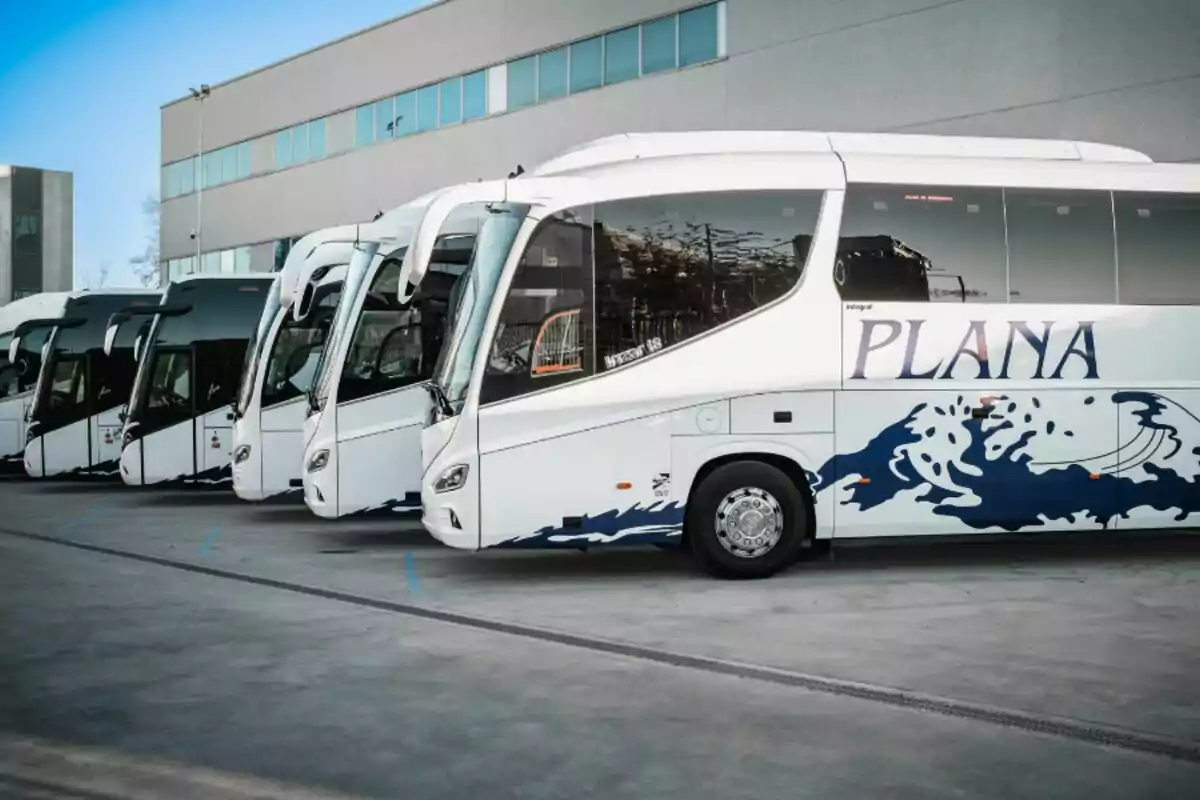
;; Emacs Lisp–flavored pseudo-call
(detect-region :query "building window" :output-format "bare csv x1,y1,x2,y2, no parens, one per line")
1006,189,1116,304
679,3,720,67
355,104,374,147
416,84,439,132
538,47,568,102
293,122,311,163
181,157,196,195
838,185,1008,303
221,146,237,183
237,143,252,179
393,91,417,137
641,16,677,75
203,151,221,189
274,129,292,169
463,70,487,120
1114,193,1200,305
440,76,462,126
165,164,181,199
604,26,639,84
309,119,326,160
220,249,236,274
507,55,537,110
235,247,252,273
375,97,394,142
570,36,603,93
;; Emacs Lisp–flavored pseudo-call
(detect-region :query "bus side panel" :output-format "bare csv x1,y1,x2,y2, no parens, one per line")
260,399,307,498
36,418,91,477
334,386,429,514
1115,388,1200,529
140,420,197,484
478,409,674,549
93,406,124,474
201,408,234,480
831,389,1119,537
0,394,30,466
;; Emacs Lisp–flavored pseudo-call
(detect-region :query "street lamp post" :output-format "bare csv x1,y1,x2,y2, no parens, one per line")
188,84,211,271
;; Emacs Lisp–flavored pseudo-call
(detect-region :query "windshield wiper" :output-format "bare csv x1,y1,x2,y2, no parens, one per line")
425,381,454,418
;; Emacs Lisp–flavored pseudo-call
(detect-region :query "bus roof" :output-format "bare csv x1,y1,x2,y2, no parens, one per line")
533,131,1154,176
0,292,72,336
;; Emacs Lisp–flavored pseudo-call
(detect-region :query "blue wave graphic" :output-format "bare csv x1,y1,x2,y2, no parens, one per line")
501,501,685,549
812,390,1200,531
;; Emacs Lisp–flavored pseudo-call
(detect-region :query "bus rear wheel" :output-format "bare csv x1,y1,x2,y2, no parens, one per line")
687,460,809,579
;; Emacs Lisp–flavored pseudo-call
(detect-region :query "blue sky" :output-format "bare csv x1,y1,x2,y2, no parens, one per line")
0,0,426,289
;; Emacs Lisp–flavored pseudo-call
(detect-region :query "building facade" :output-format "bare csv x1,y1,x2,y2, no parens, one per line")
0,165,73,306
158,0,1200,283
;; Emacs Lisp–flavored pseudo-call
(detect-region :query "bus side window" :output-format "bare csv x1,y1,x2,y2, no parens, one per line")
838,185,1007,303
1114,192,1200,305
480,210,594,405
194,340,247,413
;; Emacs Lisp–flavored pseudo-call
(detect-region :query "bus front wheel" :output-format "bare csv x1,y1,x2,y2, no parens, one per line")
687,460,809,579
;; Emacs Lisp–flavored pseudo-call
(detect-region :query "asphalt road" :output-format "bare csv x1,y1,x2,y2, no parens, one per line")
1,478,1198,799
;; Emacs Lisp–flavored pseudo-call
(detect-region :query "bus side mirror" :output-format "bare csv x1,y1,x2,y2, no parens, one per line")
133,335,144,363
118,405,128,424
103,324,120,356
7,335,20,363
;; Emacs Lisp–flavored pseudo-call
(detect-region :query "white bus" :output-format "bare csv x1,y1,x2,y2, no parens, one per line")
21,291,160,478
300,200,477,518
406,131,1200,578
119,274,273,487
0,292,73,472
231,230,359,502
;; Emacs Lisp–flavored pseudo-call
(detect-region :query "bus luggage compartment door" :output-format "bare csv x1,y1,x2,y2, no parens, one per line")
201,408,234,478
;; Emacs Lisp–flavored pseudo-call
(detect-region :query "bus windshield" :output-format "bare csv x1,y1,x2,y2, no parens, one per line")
432,203,530,414
127,313,165,419
235,277,283,416
261,281,341,409
309,242,379,413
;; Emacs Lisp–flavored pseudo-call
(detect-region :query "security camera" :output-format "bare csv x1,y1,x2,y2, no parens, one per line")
189,230,198,240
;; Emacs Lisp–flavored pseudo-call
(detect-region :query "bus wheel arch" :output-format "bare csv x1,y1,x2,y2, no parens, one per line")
682,452,817,578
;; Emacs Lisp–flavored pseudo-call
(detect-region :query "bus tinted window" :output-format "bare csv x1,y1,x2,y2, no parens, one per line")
1005,189,1116,304
838,185,1007,303
263,286,340,408
147,350,191,411
196,340,249,414
593,190,822,371
339,254,462,404
1114,192,1200,305
481,210,595,405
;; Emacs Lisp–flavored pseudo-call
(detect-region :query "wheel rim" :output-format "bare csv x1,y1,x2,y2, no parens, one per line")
714,486,784,559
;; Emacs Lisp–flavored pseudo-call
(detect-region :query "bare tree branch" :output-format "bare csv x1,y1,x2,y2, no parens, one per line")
129,195,161,288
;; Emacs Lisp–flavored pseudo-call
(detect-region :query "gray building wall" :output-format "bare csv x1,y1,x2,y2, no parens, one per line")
159,0,1200,273
0,166,73,307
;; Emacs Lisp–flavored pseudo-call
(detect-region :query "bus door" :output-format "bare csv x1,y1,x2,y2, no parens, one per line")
195,339,245,480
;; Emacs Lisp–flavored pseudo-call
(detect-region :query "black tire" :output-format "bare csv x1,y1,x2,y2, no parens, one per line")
687,460,810,579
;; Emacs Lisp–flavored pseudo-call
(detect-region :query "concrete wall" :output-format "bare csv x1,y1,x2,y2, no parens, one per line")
160,0,1200,262
0,169,10,304
41,171,73,293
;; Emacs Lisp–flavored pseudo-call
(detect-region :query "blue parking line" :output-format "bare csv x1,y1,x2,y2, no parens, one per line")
197,527,221,555
58,500,121,532
404,551,419,596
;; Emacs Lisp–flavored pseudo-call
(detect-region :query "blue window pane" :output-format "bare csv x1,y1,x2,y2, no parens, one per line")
180,157,195,195
221,146,237,182
416,85,438,132
306,121,324,161
203,151,222,187
354,104,374,147
605,26,639,85
507,55,537,109
570,36,603,93
235,247,252,273
679,3,719,67
292,123,310,163
463,70,487,120
538,47,568,101
393,91,417,137
642,16,677,74
274,130,292,169
237,142,251,178
165,164,180,198
375,97,394,141
440,77,462,126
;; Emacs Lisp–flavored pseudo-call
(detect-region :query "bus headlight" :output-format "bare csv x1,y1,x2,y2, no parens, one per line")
433,464,468,494
307,449,329,473
233,444,252,464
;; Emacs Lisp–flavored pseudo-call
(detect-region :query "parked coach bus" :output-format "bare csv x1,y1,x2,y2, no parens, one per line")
0,292,73,472
232,227,362,502
402,131,1200,579
118,274,273,487
22,291,160,477
300,198,477,518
